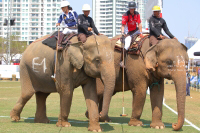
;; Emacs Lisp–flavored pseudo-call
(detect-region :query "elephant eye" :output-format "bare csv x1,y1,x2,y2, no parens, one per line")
166,60,173,64
94,58,101,64
94,58,101,68
166,60,173,67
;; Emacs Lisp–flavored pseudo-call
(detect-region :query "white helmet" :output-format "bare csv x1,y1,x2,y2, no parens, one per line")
60,1,70,8
82,4,91,11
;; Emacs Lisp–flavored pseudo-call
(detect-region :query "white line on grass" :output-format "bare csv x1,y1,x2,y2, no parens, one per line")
0,86,21,88
0,81,19,82
0,116,191,127
163,98,200,131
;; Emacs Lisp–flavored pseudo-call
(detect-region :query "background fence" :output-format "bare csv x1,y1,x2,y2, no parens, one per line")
0,65,20,81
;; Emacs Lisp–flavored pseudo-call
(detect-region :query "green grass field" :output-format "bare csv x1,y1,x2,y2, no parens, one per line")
0,81,200,133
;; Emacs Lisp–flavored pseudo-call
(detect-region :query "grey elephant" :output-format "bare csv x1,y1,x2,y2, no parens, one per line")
10,35,115,132
93,35,188,131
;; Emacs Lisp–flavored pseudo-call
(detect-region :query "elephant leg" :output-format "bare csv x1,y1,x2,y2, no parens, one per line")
34,92,50,123
98,95,103,113
85,95,102,119
150,78,165,129
10,89,34,122
128,82,147,126
82,79,101,132
56,85,73,127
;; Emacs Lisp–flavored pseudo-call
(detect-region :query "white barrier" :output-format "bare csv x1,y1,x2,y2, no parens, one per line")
0,65,20,79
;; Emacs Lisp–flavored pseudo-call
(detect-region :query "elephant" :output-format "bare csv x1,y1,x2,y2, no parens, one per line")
10,34,116,132
91,35,188,131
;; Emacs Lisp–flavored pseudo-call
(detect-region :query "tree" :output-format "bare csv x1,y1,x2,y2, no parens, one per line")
0,37,6,64
0,34,28,64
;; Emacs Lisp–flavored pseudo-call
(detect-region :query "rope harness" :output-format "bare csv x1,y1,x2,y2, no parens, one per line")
149,72,162,91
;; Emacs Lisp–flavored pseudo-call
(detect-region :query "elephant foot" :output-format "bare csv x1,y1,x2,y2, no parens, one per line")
150,121,165,129
128,118,143,126
34,116,50,123
10,110,20,122
56,120,71,127
85,110,89,119
99,115,111,122
88,123,102,132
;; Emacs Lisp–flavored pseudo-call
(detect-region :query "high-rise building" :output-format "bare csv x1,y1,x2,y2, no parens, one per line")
92,0,148,38
0,0,62,43
185,37,199,49
144,0,163,29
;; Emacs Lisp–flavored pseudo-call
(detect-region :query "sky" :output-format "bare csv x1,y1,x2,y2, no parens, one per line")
66,0,199,44
162,0,200,43
67,0,92,15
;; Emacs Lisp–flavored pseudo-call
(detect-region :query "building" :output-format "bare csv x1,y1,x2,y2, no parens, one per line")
0,0,62,43
92,0,148,38
185,37,199,49
145,0,162,29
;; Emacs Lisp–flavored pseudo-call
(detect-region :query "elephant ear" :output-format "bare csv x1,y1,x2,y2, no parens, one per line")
180,43,189,63
68,42,84,69
145,44,158,71
181,43,188,51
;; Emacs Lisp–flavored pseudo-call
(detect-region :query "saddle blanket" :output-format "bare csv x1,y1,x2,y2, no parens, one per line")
42,31,64,50
115,33,149,55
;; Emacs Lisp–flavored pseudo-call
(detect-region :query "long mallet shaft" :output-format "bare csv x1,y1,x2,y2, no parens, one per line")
51,27,60,82
120,35,127,117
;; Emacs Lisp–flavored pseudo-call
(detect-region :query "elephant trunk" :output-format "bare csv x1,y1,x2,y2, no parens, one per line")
100,63,115,121
171,68,186,131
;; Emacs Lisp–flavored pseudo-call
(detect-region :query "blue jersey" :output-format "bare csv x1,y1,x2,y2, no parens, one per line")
58,11,78,27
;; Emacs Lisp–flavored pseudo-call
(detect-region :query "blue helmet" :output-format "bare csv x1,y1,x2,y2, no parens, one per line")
127,1,137,9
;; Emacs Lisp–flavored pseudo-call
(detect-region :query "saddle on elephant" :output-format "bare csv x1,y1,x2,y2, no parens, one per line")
42,31,77,50
114,33,149,55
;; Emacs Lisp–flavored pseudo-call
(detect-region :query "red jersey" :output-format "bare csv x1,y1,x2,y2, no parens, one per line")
122,11,141,32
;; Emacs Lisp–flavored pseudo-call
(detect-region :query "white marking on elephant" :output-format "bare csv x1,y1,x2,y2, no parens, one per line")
176,55,186,71
177,55,185,67
102,47,113,63
168,56,186,72
106,52,113,63
103,47,107,52
32,57,47,73
173,61,177,71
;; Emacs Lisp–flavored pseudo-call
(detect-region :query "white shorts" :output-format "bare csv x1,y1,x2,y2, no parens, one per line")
62,28,77,34
124,30,140,50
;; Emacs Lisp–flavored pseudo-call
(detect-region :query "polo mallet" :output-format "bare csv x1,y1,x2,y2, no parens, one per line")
120,34,128,117
51,27,60,82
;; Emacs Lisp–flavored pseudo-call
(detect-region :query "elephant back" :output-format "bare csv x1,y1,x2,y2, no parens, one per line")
21,35,55,67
